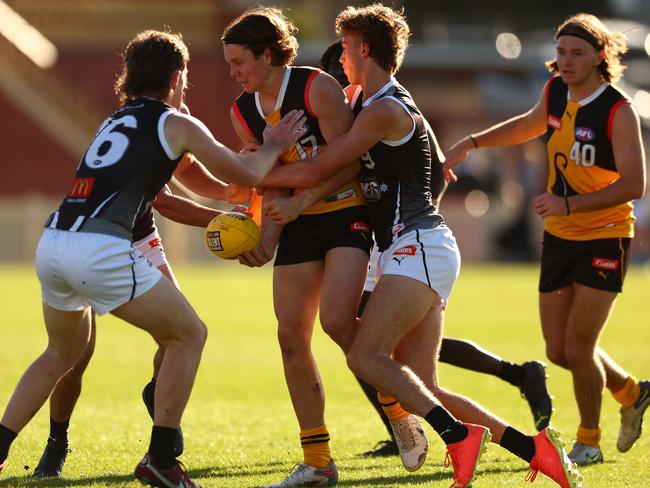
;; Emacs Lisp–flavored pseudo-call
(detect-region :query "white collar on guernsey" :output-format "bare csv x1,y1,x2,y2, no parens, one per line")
362,76,397,107
255,66,291,117
568,82,608,106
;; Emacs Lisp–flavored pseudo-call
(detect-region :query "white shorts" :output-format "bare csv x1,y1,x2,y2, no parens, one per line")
376,225,461,306
133,230,169,268
364,245,380,292
35,228,162,315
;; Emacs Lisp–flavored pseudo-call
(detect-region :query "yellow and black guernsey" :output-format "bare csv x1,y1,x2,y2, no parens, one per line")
544,75,635,240
231,66,364,214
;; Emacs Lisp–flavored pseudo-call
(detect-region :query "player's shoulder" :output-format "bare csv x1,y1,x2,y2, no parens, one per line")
306,69,344,97
304,69,349,116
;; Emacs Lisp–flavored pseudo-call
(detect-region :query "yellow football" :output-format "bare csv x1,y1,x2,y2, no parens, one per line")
205,212,260,259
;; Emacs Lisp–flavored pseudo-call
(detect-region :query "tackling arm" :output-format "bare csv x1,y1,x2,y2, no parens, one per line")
164,110,306,188
260,94,394,189
152,185,222,227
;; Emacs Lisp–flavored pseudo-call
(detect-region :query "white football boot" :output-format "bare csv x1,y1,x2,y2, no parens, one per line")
389,414,428,471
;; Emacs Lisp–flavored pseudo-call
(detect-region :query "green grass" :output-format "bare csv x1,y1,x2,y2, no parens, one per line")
0,262,649,487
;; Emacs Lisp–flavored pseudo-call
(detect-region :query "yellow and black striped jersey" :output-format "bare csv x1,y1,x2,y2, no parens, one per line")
544,75,635,240
231,66,364,215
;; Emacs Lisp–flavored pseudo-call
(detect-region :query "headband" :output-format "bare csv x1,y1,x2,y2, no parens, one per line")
556,24,603,50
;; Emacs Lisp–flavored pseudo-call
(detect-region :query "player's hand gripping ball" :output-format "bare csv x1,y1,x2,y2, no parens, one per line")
205,212,260,259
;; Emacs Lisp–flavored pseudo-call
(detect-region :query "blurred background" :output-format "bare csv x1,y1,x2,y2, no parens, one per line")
1,0,648,264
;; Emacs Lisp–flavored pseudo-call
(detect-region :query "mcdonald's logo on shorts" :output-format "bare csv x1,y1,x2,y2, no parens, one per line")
67,177,95,198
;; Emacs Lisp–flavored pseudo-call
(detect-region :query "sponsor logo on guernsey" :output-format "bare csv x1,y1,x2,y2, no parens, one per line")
393,245,417,256
206,231,224,251
592,257,618,270
575,127,595,141
67,177,95,198
391,222,405,236
147,238,161,249
547,115,562,130
350,221,371,233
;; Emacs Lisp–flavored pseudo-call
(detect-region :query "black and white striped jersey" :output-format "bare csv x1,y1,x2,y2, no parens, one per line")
351,79,443,251
46,98,183,240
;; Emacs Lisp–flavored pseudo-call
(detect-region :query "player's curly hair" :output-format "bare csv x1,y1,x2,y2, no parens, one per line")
546,13,627,83
335,3,410,75
221,6,298,66
114,30,189,105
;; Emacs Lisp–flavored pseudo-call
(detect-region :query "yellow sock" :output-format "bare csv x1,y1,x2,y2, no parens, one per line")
576,426,601,448
377,392,409,421
611,376,641,409
300,425,331,469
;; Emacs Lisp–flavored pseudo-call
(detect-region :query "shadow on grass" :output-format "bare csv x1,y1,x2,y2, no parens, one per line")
335,462,532,486
1,459,557,487
0,461,291,487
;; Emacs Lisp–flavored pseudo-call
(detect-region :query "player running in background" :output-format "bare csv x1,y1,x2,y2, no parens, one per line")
260,5,581,487
317,39,553,458
32,151,252,478
0,29,305,487
221,7,387,486
444,13,647,467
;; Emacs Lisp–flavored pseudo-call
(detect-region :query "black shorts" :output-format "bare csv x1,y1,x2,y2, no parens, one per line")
274,206,373,266
539,231,631,293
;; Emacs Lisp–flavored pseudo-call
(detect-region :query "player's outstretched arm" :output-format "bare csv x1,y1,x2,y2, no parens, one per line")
165,110,306,188
153,184,222,227
443,84,548,180
260,100,394,189
173,153,253,204
264,162,361,225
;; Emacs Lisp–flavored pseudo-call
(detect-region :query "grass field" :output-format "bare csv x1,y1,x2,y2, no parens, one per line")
0,262,649,487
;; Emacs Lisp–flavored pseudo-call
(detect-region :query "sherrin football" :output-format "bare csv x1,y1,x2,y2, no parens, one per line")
205,212,260,259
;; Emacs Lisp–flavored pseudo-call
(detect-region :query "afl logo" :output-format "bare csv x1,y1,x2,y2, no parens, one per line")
575,127,595,141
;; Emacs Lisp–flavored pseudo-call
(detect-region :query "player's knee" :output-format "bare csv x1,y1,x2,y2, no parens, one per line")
346,345,374,381
277,323,310,358
563,342,593,369
44,345,82,374
68,342,95,375
320,315,348,347
545,344,568,368
174,318,207,351
192,319,208,349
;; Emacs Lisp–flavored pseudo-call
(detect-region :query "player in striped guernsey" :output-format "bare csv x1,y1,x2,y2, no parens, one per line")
0,29,305,487
222,7,380,487
32,150,252,478
308,40,554,459
261,5,580,487
444,13,647,467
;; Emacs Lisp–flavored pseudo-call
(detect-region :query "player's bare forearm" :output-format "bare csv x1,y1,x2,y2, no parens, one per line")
153,192,221,227
174,154,228,200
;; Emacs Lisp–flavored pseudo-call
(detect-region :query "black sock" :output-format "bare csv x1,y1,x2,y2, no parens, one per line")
0,424,17,463
425,406,468,445
50,418,70,442
148,426,178,469
499,362,526,387
500,426,535,462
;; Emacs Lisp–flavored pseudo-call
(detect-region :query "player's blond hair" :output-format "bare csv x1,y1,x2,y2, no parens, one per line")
335,3,410,75
114,30,189,105
546,13,627,83
221,6,298,66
